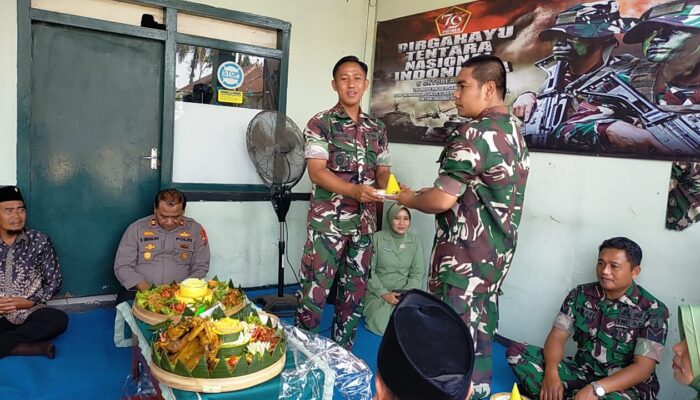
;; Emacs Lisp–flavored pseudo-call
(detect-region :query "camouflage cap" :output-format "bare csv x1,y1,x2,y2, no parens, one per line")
623,0,700,44
539,0,637,41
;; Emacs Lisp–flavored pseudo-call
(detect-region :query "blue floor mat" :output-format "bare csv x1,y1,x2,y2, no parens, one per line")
248,286,517,397
0,307,132,400
0,287,516,399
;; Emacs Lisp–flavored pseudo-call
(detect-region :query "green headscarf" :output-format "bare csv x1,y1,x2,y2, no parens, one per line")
679,304,700,395
385,203,411,239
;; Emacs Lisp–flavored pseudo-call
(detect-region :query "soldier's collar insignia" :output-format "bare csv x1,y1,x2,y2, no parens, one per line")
179,219,185,226
150,218,157,227
143,231,156,236
178,231,191,237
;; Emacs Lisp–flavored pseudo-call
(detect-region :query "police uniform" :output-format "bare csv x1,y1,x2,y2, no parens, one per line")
113,215,210,292
507,282,669,400
295,102,391,350
430,106,529,398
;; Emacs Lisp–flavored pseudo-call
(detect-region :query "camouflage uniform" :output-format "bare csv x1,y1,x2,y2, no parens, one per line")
521,0,635,146
430,107,529,399
554,0,700,152
507,282,669,400
549,1,700,231
295,103,390,350
667,161,700,231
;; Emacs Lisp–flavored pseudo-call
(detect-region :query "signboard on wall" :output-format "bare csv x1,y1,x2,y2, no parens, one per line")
369,0,700,161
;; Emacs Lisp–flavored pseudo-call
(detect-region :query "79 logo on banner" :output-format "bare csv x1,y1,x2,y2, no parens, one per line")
435,6,471,36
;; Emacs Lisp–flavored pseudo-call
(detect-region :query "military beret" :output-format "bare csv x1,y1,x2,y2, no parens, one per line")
623,0,700,44
377,289,475,400
539,0,636,41
0,186,24,204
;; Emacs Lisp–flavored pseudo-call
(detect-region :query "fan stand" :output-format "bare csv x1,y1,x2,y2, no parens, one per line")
252,186,298,316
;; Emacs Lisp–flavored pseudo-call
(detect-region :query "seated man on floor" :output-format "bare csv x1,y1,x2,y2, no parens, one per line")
114,188,210,303
375,289,475,400
0,186,68,359
506,237,668,400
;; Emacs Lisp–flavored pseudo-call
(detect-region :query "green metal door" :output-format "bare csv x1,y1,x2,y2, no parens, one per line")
28,22,164,296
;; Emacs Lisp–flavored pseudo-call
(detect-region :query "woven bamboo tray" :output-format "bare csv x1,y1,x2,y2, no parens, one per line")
149,352,285,393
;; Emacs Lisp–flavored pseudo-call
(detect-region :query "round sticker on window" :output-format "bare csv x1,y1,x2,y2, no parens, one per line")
217,61,244,89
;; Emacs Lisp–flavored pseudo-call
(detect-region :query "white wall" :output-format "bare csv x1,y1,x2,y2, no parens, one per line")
377,1,700,399
0,0,17,184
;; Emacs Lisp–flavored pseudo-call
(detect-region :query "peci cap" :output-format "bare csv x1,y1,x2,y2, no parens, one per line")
377,289,475,400
0,186,24,204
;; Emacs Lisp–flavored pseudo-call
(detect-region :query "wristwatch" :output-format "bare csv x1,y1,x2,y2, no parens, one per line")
591,381,606,398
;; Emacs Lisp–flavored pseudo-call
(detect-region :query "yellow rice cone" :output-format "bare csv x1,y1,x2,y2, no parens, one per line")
509,383,522,400
386,174,401,194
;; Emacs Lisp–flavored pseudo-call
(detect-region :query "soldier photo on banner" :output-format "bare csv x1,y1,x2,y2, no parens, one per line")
370,0,700,161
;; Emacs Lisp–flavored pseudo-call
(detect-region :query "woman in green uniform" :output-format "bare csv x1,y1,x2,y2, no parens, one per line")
673,304,700,399
363,203,424,335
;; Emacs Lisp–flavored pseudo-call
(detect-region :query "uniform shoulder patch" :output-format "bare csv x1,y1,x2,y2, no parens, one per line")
200,227,208,246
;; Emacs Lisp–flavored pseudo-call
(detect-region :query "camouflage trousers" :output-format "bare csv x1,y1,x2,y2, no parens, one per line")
506,342,657,399
295,229,372,350
436,285,500,400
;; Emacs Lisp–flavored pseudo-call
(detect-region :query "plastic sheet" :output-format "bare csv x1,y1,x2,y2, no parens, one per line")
120,361,160,400
279,323,373,400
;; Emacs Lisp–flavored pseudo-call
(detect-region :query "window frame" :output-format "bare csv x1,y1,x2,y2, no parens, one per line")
17,0,293,200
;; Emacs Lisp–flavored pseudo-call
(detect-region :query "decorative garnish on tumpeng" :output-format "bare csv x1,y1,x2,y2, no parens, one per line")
150,311,286,379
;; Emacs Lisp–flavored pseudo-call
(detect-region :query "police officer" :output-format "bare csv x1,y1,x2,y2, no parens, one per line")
506,237,669,400
114,188,210,303
398,55,530,399
295,55,392,350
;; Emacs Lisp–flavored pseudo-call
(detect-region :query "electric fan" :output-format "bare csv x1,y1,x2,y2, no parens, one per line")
246,111,306,315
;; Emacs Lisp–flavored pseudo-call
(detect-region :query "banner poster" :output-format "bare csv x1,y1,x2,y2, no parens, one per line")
369,0,700,161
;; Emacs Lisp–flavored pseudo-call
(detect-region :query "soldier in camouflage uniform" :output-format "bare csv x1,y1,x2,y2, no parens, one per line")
550,0,700,232
513,0,636,126
506,237,669,400
295,56,392,350
398,55,530,399
554,0,700,155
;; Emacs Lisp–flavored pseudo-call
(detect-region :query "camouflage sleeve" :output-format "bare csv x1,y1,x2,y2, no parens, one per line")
553,101,614,148
666,161,700,231
552,288,577,335
634,303,669,362
376,123,391,167
433,125,487,197
304,113,329,160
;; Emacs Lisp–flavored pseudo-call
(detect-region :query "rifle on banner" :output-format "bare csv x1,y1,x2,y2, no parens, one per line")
577,71,700,156
524,55,573,146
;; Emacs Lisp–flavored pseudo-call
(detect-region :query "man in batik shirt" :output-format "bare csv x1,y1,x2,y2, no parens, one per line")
398,55,530,399
506,237,668,400
295,55,392,350
0,186,67,359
